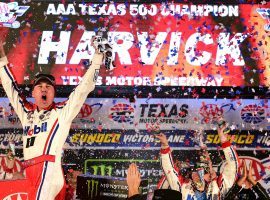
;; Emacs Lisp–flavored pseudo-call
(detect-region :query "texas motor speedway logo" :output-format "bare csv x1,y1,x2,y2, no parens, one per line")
0,2,29,28
257,8,270,31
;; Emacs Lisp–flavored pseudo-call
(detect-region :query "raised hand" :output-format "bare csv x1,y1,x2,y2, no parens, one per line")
237,160,247,187
247,161,257,186
155,133,169,148
127,163,141,198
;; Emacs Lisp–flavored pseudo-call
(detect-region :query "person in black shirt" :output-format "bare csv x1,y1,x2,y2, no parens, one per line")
225,160,269,200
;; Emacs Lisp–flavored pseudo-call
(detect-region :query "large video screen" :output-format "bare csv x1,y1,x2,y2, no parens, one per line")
0,1,269,86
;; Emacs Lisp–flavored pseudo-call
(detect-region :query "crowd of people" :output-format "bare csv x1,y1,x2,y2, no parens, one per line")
126,127,270,200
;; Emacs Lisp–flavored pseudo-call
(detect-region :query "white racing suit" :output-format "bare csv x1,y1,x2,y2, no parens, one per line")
157,141,239,200
0,54,103,200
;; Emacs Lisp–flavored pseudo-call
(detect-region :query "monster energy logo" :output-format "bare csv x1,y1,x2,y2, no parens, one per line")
91,164,113,176
84,159,160,177
87,179,99,199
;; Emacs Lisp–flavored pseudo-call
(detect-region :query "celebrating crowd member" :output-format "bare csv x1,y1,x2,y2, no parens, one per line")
225,160,270,200
0,38,112,199
0,145,23,180
156,125,239,199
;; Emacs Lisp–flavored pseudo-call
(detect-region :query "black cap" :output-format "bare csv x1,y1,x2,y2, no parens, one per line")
33,74,55,87
153,189,182,200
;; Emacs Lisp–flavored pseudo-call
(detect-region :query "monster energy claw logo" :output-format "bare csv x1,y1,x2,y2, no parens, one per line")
87,179,99,199
257,8,270,31
91,164,113,176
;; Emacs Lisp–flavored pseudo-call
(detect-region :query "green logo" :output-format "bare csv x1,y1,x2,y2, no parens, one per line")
91,164,113,176
84,159,159,175
87,179,99,199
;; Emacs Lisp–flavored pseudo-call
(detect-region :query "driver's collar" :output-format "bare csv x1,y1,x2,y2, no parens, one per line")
34,102,56,112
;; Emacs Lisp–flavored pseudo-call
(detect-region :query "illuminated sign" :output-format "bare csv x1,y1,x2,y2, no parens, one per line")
206,134,255,145
64,129,270,149
84,159,161,179
138,103,189,124
70,132,121,144
0,2,269,86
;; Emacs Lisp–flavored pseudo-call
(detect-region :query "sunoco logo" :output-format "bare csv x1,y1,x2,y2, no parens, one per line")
109,103,134,124
3,193,28,200
0,2,29,28
241,104,265,124
257,8,270,31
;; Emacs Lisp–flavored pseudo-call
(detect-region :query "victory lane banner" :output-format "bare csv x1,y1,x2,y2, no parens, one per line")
66,129,270,150
0,1,269,86
1,128,269,150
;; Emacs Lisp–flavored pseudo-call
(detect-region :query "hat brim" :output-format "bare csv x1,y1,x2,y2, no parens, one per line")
33,76,55,87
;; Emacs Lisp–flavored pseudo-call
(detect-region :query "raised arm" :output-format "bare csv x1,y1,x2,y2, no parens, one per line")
217,125,239,198
127,163,142,199
0,41,31,124
57,50,103,123
155,133,182,192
